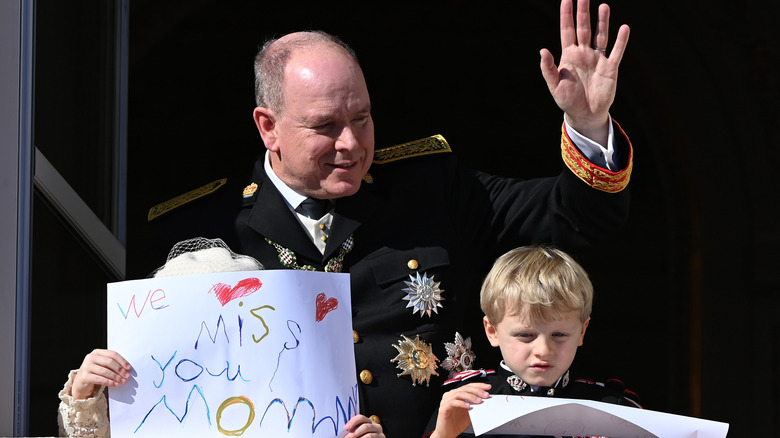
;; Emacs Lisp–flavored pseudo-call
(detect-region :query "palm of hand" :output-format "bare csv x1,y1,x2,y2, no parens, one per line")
551,45,619,123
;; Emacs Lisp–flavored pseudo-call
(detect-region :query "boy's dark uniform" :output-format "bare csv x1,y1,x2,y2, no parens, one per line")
145,125,633,437
423,365,642,437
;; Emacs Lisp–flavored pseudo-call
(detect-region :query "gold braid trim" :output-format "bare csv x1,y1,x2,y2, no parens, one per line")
147,178,227,221
560,120,632,193
373,134,451,164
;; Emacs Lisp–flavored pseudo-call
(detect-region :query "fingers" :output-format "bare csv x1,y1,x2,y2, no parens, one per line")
344,414,368,430
539,49,560,91
575,0,592,50
344,414,384,438
433,383,491,438
441,383,492,408
76,349,132,388
593,3,610,52
562,0,619,52
84,349,132,373
608,24,631,64
559,0,576,48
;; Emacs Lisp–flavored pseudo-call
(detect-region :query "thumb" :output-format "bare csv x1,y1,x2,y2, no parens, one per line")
539,49,559,92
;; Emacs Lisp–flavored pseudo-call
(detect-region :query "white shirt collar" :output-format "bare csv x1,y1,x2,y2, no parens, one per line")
263,150,307,211
263,151,332,254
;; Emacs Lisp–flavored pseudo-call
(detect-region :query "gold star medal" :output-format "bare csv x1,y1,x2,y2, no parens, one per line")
402,272,444,317
390,334,440,386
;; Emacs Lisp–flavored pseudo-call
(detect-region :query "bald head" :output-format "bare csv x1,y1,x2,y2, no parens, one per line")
253,31,360,114
251,30,373,199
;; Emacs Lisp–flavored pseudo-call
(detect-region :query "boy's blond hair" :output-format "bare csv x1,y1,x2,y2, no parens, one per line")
480,245,593,325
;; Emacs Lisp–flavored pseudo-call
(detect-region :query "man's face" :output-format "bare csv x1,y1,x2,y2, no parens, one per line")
256,46,374,199
484,308,589,387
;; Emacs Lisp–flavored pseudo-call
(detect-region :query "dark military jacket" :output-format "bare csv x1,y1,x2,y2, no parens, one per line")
145,128,632,437
229,130,631,437
423,364,642,437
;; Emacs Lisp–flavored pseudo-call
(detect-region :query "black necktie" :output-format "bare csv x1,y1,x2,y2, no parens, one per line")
296,197,331,220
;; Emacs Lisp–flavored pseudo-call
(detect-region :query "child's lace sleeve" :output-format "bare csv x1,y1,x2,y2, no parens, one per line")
57,369,110,438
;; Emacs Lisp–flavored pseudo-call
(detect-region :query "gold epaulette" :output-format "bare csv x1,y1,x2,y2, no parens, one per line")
147,178,227,221
373,134,451,164
561,120,632,193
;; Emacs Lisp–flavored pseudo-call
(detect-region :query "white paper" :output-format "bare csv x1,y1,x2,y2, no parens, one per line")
469,396,729,438
107,270,357,438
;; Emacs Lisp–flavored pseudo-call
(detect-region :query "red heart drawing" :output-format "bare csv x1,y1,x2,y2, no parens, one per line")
210,277,263,306
315,292,339,322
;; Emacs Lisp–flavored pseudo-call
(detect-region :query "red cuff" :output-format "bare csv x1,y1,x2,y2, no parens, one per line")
560,119,633,193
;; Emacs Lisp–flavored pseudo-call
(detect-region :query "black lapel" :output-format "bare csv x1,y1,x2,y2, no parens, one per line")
244,164,322,263
325,181,378,260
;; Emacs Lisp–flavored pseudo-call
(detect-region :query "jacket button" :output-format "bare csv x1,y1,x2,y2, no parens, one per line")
353,330,359,343
369,415,380,425
407,259,419,270
360,369,373,384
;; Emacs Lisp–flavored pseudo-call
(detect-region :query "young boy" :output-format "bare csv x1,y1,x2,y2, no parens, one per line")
424,245,640,438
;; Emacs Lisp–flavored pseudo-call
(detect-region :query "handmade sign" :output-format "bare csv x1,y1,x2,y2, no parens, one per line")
468,396,729,437
107,270,356,437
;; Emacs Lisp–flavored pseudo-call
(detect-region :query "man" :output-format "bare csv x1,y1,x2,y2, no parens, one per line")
233,0,631,435
59,1,632,437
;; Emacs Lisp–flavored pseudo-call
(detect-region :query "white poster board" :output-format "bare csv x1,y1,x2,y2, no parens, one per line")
468,396,729,438
107,270,357,437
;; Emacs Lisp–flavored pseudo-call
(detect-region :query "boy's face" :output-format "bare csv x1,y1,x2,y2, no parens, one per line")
484,307,589,387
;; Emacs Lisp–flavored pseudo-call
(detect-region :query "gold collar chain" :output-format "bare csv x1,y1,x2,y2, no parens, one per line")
264,235,354,273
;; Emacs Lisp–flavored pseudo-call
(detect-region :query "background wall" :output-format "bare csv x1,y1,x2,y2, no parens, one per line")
53,1,776,436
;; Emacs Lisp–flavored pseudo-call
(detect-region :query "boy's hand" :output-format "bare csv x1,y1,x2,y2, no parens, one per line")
432,382,492,438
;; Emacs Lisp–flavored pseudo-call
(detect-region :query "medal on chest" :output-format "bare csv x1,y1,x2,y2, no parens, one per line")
402,271,444,317
441,332,476,378
390,334,440,387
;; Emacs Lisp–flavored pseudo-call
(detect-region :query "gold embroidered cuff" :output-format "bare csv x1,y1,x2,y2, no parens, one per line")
560,120,632,193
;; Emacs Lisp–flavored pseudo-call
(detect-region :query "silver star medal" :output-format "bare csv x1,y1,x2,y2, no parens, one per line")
402,272,444,317
442,332,476,377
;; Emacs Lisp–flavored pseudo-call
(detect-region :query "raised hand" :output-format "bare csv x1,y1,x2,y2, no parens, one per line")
540,0,630,146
